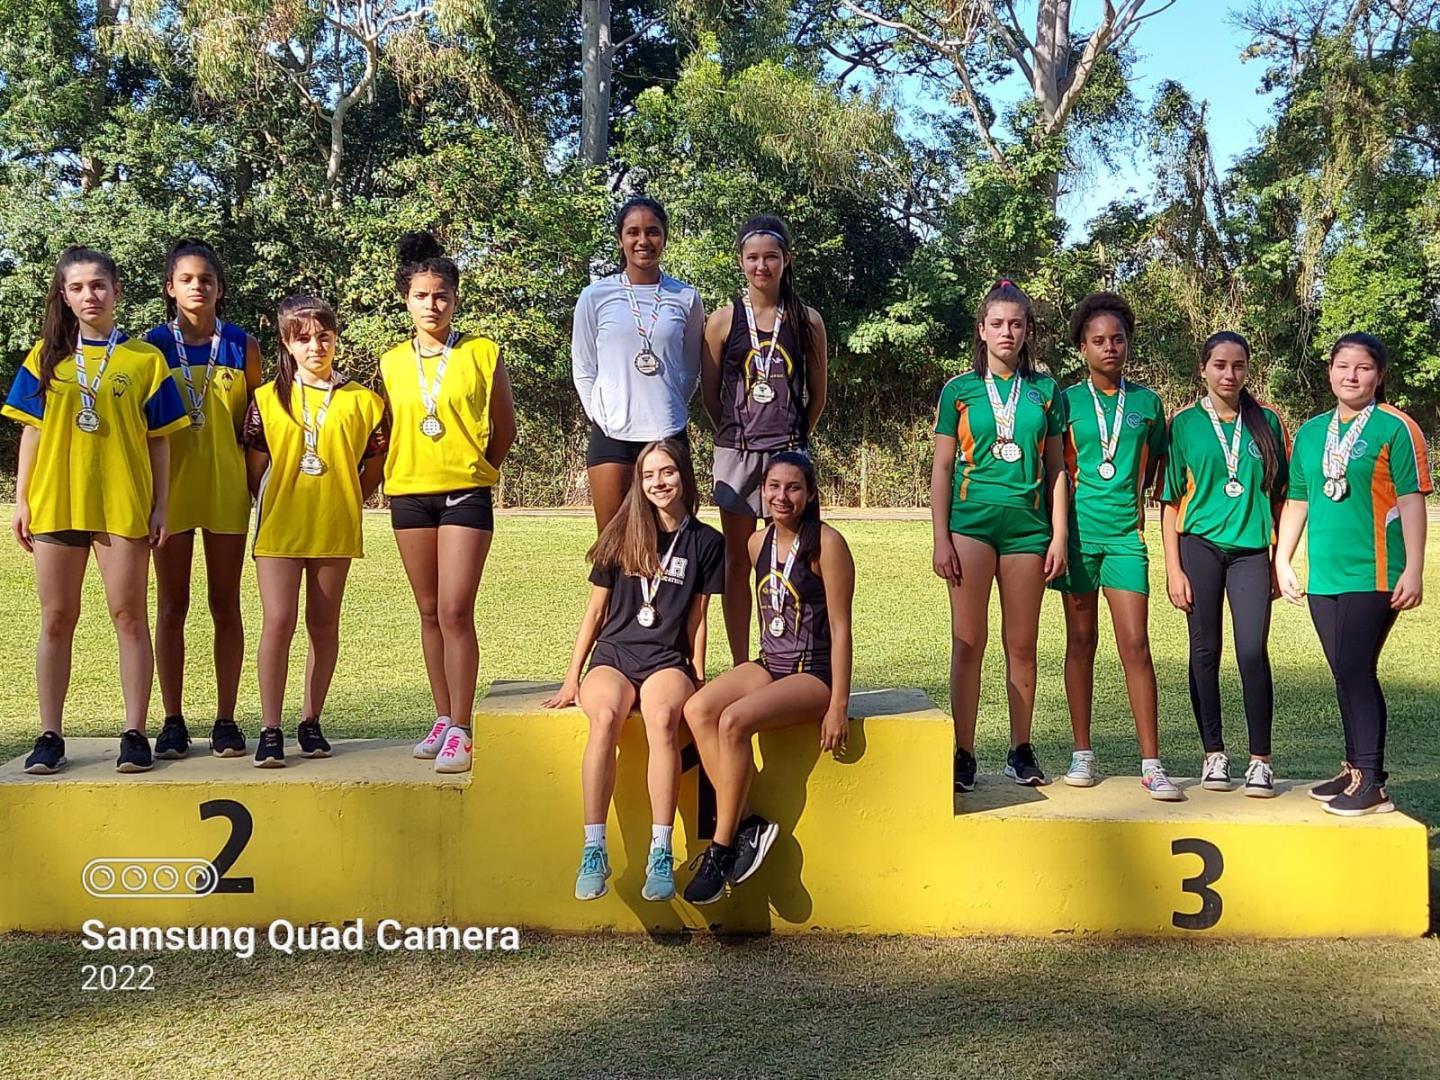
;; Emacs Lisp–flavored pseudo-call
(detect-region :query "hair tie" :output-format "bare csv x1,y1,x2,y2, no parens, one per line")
997,278,1014,288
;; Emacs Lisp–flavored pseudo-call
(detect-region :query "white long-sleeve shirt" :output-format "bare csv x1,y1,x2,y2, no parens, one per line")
571,272,704,441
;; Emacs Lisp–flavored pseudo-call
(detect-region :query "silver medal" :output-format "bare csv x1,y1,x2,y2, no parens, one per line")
299,451,325,477
1224,478,1244,498
751,381,775,404
1324,476,1347,502
1097,460,1116,480
420,413,444,438
769,615,786,638
634,349,660,376
75,407,101,433
188,408,206,430
637,604,657,628
1000,441,1023,463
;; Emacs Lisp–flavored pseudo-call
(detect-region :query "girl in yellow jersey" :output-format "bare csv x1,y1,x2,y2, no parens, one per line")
4,247,189,775
380,232,516,774
244,295,387,768
144,240,262,762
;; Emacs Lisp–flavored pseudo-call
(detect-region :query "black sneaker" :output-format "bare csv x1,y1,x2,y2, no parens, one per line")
1309,761,1354,802
954,747,978,793
1004,742,1045,786
116,730,154,774
24,732,66,775
297,718,331,758
1324,773,1394,817
730,814,780,886
155,716,191,760
253,726,285,769
683,844,737,906
210,718,247,758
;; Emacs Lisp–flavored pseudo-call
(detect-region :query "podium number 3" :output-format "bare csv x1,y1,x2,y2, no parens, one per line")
1171,838,1223,929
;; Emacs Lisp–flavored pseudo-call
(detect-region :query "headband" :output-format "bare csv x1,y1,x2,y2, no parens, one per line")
740,228,788,247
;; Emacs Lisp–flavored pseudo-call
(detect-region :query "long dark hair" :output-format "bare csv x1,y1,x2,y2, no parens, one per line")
396,230,460,298
972,279,1037,377
737,214,816,368
588,437,699,577
763,450,823,566
164,238,227,322
40,246,118,393
1330,332,1389,404
1199,331,1283,495
274,294,339,417
613,196,669,273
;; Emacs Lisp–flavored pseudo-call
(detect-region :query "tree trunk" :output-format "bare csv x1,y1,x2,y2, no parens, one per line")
581,0,612,166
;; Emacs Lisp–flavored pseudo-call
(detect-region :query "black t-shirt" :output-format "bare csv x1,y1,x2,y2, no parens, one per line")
589,520,726,671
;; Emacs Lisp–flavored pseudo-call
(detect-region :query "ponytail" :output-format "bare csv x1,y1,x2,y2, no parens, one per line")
972,279,1037,377
163,239,226,322
736,215,816,367
1200,331,1283,495
40,246,118,394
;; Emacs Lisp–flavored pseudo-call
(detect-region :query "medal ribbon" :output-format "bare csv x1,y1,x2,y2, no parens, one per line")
74,329,121,413
639,518,689,609
769,528,801,621
1201,396,1245,482
170,320,223,415
621,272,664,356
414,329,459,418
742,291,786,385
1323,401,1375,481
299,379,336,458
985,371,1023,445
1087,377,1126,466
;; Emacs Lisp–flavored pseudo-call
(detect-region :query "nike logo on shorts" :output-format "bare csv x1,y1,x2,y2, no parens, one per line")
445,492,474,507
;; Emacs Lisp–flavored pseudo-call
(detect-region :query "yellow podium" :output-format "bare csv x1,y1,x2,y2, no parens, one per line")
0,681,1428,937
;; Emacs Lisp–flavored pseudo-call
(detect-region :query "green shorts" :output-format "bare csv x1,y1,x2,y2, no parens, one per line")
1051,548,1150,596
948,501,1050,557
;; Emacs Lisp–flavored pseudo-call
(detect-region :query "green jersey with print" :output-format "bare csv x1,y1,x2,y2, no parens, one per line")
935,369,1063,510
1162,400,1289,552
1289,404,1432,594
1061,379,1168,554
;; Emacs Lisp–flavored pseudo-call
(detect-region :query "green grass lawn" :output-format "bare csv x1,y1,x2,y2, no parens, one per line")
0,509,1437,1078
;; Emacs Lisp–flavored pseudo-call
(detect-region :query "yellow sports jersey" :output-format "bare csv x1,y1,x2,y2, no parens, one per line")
249,376,385,559
2,336,189,537
144,322,253,534
379,333,502,495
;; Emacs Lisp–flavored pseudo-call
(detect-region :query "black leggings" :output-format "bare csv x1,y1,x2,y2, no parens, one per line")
1179,534,1273,757
1308,592,1398,781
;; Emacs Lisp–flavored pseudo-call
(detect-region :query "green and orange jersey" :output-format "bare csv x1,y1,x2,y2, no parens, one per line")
1060,379,1167,554
1162,399,1290,552
1289,403,1432,594
934,368,1063,510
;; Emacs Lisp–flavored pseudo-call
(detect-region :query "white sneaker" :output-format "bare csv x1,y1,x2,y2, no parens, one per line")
1142,765,1184,801
413,719,451,759
433,727,472,774
1201,751,1231,791
1243,758,1276,798
1063,752,1099,787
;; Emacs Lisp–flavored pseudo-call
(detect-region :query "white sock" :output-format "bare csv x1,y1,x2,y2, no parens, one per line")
1073,749,1095,759
583,823,606,849
651,824,673,853
1142,757,1162,773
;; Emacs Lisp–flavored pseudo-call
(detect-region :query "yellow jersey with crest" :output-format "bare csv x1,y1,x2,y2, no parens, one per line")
379,333,502,495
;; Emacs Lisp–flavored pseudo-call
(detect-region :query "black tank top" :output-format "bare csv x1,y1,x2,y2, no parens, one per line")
754,523,831,676
716,297,807,451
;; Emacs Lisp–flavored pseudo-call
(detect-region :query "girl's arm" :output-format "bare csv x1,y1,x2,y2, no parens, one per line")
818,524,855,754
1391,492,1427,610
147,436,171,548
244,336,263,394
686,594,712,684
1274,499,1309,605
931,434,962,585
245,449,268,498
1161,502,1192,612
700,307,730,429
542,584,611,708
485,353,518,472
804,308,829,435
1042,434,1069,582
11,425,39,551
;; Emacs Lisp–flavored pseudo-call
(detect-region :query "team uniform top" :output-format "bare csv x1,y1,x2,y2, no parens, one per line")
379,333,502,495
144,321,252,534
715,299,807,452
754,525,832,680
588,521,725,675
571,272,704,442
1163,401,1289,552
2,336,188,537
1061,380,1168,554
245,376,386,559
1288,404,1432,594
934,369,1063,510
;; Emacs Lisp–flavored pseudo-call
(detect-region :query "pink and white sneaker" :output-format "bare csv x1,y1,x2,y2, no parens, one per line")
413,720,452,760
433,727,472,774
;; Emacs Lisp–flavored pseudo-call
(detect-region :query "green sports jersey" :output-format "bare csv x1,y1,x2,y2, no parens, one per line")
1289,403,1432,594
1162,399,1289,552
935,369,1063,510
1060,379,1168,554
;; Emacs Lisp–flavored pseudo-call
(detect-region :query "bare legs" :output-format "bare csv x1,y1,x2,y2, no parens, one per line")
33,541,88,735
154,530,246,721
578,665,694,827
719,509,758,667
587,463,631,533
1062,588,1160,757
256,557,351,728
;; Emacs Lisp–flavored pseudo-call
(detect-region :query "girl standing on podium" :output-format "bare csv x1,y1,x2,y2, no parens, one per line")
380,232,516,775
144,240,262,762
542,438,725,903
245,295,386,768
1276,333,1430,816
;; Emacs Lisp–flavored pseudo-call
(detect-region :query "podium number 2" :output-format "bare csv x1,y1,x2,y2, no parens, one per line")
199,799,256,894
1171,838,1223,930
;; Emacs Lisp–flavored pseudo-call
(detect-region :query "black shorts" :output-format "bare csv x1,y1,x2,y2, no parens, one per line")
34,530,95,548
390,488,494,531
586,425,690,468
750,656,834,689
587,641,696,689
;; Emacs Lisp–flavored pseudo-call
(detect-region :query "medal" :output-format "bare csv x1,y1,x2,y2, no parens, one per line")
766,527,801,640
1322,476,1347,501
75,407,101,433
634,348,660,376
742,291,786,409
1224,478,1244,498
171,320,223,429
188,408,207,429
299,451,325,476
751,381,775,404
637,604,657,628
298,379,335,478
636,518,688,628
1087,377,1126,483
985,371,1024,466
1321,400,1373,506
1202,396,1248,503
769,615,786,638
414,330,458,437
1098,461,1116,480
72,329,120,434
993,440,1022,463
621,272,665,377
420,413,444,438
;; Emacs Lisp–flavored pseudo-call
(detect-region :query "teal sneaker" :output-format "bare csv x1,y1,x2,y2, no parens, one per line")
574,845,610,901
640,846,675,901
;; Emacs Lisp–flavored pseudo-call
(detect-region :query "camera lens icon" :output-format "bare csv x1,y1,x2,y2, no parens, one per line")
82,858,219,899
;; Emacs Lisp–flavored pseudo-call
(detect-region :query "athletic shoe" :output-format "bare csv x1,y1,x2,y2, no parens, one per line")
1063,752,1099,787
1309,762,1355,802
730,814,780,886
433,727,472,774
640,847,675,902
116,730,154,774
1004,743,1045,786
953,747,977,793
1324,774,1395,817
1142,765,1183,801
683,844,737,906
1201,751,1231,791
253,726,285,768
574,845,611,901
155,716,191,759
413,720,451,759
1243,759,1276,798
297,718,331,759
23,732,66,775
210,718,246,758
